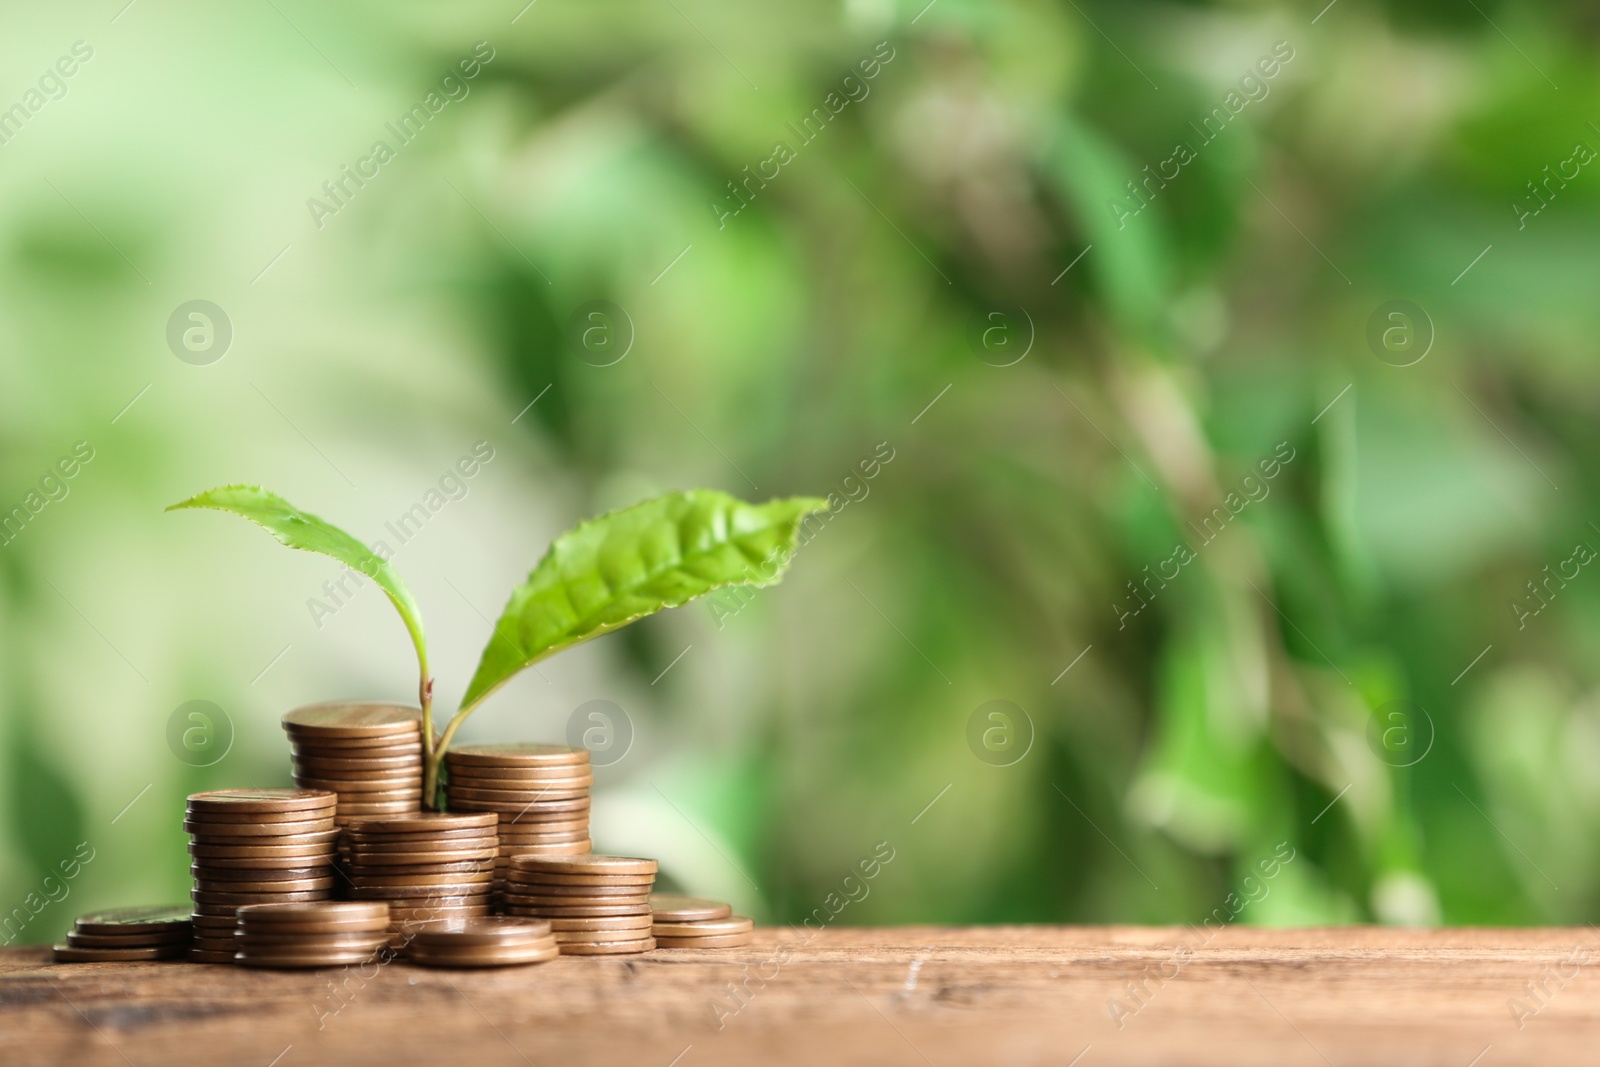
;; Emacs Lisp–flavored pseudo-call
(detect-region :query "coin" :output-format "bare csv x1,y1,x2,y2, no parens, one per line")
67,930,192,948
499,844,588,857
348,813,498,833
654,931,755,948
446,743,589,766
235,931,390,949
182,818,335,837
544,914,654,931
184,808,338,825
190,865,332,882
649,894,733,922
193,890,332,906
187,948,238,964
503,902,652,917
188,789,337,814
292,752,423,770
188,827,342,846
408,917,552,945
498,798,592,815
190,839,339,858
282,702,423,736
343,874,492,891
556,938,655,956
506,881,648,897
651,916,753,938
238,902,391,924
504,872,653,887
53,942,188,962
509,855,656,876
343,848,497,865
407,942,560,967
235,950,383,969
72,906,193,936
293,777,423,794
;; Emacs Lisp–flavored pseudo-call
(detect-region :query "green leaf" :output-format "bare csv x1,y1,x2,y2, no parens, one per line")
166,485,428,686
460,489,826,710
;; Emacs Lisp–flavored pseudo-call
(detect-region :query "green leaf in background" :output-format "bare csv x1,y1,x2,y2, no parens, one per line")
166,485,430,710
458,489,826,712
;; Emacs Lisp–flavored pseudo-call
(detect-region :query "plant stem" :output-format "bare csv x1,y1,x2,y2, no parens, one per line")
425,703,477,809
419,671,436,810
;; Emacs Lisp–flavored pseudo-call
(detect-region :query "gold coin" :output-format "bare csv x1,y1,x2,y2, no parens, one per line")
649,894,733,922
281,702,423,736
237,902,390,924
556,938,655,956
654,931,756,949
52,942,187,962
446,743,589,766
73,906,193,935
407,917,552,946
651,915,753,938
187,789,337,814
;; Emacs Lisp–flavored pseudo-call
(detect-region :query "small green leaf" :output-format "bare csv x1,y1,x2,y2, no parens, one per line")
167,485,428,686
460,489,825,710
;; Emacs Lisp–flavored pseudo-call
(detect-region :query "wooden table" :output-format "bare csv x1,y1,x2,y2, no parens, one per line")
3,925,1596,1065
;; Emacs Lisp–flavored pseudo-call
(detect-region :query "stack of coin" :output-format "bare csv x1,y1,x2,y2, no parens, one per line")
443,744,592,899
503,855,656,955
283,702,425,824
186,789,339,963
406,917,560,967
53,906,192,963
339,813,497,944
652,912,754,949
234,902,391,968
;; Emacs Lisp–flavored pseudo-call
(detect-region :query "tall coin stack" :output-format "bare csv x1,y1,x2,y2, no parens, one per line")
339,813,497,945
443,744,592,901
502,855,656,955
185,789,339,963
283,702,425,825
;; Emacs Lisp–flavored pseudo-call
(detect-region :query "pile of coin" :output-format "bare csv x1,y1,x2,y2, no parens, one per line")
339,813,496,944
284,702,425,824
186,789,338,963
234,902,391,968
443,743,592,899
406,917,560,967
53,906,192,963
503,855,656,955
646,908,752,953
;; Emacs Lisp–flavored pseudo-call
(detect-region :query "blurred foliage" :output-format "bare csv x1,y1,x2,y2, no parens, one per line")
2,0,1599,940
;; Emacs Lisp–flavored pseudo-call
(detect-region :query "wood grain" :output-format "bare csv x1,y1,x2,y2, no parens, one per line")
4,925,1598,1066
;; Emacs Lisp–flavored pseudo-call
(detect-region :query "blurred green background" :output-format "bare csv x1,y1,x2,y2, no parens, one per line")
2,0,1596,942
